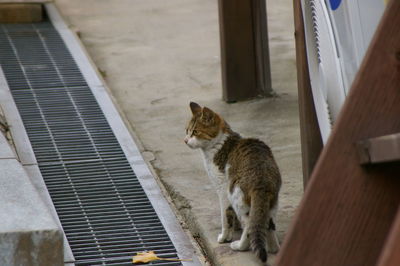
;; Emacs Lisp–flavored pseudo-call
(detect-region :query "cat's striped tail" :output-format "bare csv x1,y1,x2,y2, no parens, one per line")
249,190,270,263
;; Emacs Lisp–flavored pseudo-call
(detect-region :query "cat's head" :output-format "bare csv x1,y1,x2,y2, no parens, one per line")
184,102,229,149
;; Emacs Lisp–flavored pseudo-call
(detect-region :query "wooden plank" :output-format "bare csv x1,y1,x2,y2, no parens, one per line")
357,133,400,165
0,3,42,23
218,0,272,102
276,0,400,265
292,0,323,186
376,207,400,266
251,0,273,97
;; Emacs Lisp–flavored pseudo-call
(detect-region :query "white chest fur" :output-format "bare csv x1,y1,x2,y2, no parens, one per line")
199,133,229,197
201,149,226,189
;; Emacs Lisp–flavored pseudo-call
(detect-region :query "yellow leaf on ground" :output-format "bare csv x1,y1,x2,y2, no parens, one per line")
132,251,192,264
132,251,160,263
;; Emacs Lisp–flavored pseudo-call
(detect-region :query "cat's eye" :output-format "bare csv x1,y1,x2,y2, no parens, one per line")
192,130,198,136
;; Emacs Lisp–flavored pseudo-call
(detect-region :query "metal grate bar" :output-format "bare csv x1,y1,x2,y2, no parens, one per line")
0,21,181,265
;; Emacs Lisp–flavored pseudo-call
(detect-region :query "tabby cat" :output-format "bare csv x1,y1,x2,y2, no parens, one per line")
184,102,281,263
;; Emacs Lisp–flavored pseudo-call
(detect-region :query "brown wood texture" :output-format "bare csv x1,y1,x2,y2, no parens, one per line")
0,3,42,23
218,0,271,102
251,0,272,97
276,1,400,265
292,0,322,187
377,207,400,266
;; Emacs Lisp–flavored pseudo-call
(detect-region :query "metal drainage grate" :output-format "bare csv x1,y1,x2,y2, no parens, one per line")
0,22,181,265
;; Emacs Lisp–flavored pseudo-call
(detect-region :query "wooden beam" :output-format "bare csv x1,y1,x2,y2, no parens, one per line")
276,0,400,265
357,133,400,165
251,0,272,98
292,0,323,187
376,207,400,266
0,3,43,23
218,0,272,102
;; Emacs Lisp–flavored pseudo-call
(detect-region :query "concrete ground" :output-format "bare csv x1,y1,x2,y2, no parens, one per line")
54,0,303,265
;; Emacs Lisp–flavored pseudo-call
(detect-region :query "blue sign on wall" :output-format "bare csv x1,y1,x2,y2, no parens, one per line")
329,0,342,10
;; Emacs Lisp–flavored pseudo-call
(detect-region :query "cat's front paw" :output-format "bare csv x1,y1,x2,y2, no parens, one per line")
217,231,232,243
230,240,248,251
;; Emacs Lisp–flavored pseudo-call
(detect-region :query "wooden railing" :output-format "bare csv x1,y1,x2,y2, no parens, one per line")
276,1,400,265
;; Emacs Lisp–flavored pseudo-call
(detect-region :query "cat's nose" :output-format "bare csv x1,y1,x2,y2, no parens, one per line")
184,137,188,144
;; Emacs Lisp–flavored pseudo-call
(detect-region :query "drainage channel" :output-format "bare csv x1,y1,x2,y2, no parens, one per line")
0,5,198,266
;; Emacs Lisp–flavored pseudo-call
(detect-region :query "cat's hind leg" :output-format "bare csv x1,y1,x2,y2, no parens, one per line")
217,205,234,243
230,215,250,251
229,186,251,251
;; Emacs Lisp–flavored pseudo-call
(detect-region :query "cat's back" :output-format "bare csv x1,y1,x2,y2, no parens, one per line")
231,138,277,167
228,137,281,191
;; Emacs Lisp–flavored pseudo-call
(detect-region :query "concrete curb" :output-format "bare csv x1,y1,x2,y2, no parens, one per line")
0,133,64,265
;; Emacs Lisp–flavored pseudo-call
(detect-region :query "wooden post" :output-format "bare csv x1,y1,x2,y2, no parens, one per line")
0,3,43,23
218,0,272,102
276,0,400,265
292,0,323,187
376,207,400,266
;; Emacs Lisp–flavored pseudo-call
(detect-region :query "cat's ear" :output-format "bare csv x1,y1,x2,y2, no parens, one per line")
190,102,202,115
201,107,215,124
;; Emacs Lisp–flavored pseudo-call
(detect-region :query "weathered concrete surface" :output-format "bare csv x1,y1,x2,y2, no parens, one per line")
0,230,63,266
0,106,14,158
0,128,13,159
54,0,302,265
0,134,63,265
